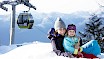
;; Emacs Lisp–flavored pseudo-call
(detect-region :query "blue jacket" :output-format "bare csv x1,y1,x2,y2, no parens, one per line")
63,36,79,54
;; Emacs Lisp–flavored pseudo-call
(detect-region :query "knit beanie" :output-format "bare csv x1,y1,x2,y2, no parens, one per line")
67,24,76,32
54,17,66,31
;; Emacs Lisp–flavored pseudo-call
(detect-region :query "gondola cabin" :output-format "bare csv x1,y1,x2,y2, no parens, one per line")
17,12,34,29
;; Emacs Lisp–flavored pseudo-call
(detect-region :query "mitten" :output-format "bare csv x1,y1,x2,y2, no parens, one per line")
47,28,55,39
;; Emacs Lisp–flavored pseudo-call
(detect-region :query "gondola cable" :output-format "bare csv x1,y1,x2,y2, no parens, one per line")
34,18,55,35
35,26,47,35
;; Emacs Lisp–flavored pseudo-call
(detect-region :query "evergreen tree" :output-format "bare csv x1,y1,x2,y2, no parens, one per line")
79,14,104,52
79,14,104,40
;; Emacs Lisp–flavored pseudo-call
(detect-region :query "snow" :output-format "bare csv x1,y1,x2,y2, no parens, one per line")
0,41,104,59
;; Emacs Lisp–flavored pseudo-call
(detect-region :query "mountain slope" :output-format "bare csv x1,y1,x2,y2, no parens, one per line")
0,11,90,45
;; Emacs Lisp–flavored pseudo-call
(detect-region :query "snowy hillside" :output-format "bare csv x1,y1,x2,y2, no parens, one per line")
0,42,104,59
0,42,68,59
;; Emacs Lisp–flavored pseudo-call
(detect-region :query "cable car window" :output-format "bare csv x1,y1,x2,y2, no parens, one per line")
29,14,33,20
24,23,28,26
18,15,22,21
23,15,28,21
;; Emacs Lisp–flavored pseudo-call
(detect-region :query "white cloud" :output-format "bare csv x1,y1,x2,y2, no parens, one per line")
30,0,99,13
0,0,100,14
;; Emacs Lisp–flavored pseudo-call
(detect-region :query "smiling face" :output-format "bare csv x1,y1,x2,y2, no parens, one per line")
68,30,76,37
57,28,66,36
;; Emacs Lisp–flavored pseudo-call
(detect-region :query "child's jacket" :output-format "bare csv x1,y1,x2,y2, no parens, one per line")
63,36,79,54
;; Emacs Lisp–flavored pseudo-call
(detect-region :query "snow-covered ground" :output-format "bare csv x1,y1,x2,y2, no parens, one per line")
0,41,104,59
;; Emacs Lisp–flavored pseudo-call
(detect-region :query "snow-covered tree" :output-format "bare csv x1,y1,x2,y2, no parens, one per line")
79,14,104,52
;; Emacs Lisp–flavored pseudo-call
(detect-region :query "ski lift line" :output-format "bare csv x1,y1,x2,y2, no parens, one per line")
35,26,46,34
46,17,57,26
46,17,54,23
34,26,47,35
31,18,55,36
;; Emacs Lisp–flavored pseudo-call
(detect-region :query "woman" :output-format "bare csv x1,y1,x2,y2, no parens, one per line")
47,17,74,57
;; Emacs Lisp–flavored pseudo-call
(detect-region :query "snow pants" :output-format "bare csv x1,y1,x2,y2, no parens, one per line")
82,40,101,56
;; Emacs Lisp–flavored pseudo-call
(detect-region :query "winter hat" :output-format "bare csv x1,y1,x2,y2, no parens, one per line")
54,17,66,31
67,24,76,32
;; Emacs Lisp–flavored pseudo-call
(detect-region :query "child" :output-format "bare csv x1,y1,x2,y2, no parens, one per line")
63,24,83,58
63,24,99,58
47,17,74,57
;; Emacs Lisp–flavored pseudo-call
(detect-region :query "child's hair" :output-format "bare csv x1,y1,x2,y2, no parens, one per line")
66,24,76,36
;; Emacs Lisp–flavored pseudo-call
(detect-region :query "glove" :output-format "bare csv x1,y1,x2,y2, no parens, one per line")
48,28,55,36
74,43,80,49
77,52,83,58
47,28,55,39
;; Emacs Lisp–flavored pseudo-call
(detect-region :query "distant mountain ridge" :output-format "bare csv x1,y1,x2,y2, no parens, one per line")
0,11,94,45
